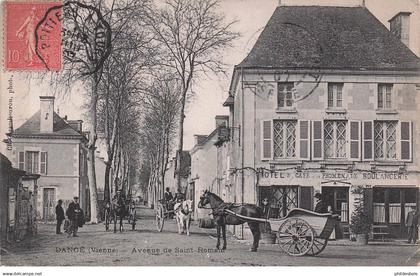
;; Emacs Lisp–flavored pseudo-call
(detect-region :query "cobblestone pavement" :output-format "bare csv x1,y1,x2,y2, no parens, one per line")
1,206,419,266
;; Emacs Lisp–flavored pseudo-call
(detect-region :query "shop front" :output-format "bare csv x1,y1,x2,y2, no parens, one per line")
256,168,418,239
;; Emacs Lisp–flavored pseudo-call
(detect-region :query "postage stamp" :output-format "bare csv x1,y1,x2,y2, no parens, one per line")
5,1,62,71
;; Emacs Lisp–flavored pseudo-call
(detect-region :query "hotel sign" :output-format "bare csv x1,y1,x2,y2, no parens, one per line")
257,170,409,183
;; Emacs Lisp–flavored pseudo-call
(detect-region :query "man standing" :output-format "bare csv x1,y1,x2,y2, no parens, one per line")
66,196,81,237
314,192,328,213
406,206,419,244
55,199,65,234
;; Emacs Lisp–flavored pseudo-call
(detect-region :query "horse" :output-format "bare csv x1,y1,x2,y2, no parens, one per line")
174,199,194,236
110,197,128,233
198,190,263,252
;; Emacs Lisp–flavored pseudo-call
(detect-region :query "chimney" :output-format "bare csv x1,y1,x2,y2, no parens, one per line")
40,96,54,133
215,115,229,129
389,12,411,47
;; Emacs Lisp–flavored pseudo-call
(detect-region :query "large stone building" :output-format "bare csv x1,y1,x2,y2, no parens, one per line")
225,5,420,239
8,96,89,221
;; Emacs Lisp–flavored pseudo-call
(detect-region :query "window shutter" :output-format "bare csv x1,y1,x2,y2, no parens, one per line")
348,121,361,161
299,186,313,211
298,120,310,160
18,152,24,170
362,121,374,161
261,120,272,160
399,121,412,161
40,152,48,174
312,120,323,160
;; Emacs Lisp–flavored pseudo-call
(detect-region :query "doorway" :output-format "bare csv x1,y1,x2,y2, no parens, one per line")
43,188,55,222
321,186,349,223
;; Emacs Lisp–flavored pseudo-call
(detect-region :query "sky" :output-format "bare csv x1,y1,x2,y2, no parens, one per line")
1,0,419,155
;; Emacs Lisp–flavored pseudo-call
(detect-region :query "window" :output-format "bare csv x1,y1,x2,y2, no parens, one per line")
374,121,397,160
273,120,296,159
19,151,48,174
324,121,347,158
25,151,39,173
259,186,298,218
327,83,343,108
378,84,393,109
277,82,294,108
18,152,24,170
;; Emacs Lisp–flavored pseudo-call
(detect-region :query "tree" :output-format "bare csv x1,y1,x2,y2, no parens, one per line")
146,0,239,191
138,75,182,206
97,8,154,203
47,0,151,223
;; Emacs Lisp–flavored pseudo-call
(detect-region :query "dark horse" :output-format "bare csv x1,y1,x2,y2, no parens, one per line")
198,190,263,252
111,196,128,233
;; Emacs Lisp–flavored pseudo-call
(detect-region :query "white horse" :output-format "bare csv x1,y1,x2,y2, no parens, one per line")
174,199,193,236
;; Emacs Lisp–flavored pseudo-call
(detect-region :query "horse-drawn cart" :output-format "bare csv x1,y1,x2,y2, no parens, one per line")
224,208,339,256
155,199,175,232
104,201,137,232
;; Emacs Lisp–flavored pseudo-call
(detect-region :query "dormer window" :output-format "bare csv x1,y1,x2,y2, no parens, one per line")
277,82,294,108
378,84,393,110
327,83,343,109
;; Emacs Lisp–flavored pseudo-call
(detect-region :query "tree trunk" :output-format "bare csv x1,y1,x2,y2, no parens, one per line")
87,147,99,223
104,162,111,203
87,79,99,224
176,88,188,192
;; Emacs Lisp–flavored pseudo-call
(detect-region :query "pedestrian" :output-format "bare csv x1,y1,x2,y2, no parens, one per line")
66,196,81,237
164,187,173,202
55,199,65,234
406,206,419,244
314,192,328,213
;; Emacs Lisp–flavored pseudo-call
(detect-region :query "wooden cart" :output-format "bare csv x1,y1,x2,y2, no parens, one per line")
225,208,339,256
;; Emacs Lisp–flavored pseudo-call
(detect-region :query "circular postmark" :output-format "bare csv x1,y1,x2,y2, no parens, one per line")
35,1,111,75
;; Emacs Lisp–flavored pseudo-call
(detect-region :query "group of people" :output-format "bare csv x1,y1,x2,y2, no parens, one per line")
55,196,84,237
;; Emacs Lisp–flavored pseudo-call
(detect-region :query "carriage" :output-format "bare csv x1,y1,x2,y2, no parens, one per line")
224,207,339,256
104,200,137,232
155,199,176,232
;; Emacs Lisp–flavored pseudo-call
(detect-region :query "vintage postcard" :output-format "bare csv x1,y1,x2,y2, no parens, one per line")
0,0,419,274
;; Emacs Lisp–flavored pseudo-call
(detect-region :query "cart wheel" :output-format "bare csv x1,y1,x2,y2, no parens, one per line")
277,218,314,256
156,204,164,232
306,237,328,256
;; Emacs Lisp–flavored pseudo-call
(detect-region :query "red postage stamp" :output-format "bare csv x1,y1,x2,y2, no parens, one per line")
5,2,62,71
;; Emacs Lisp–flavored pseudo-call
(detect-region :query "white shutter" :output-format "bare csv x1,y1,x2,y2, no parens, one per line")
311,120,323,160
348,121,361,161
40,152,48,174
18,152,24,170
399,121,412,162
362,121,374,161
298,120,310,160
261,120,272,161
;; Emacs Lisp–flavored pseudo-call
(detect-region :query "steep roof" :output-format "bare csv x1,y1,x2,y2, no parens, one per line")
238,6,420,71
12,111,84,139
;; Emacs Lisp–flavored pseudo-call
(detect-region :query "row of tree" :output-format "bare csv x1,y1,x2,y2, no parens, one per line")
50,0,238,222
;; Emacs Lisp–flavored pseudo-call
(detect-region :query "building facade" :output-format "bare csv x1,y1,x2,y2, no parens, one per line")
189,116,230,221
226,6,420,239
8,96,89,221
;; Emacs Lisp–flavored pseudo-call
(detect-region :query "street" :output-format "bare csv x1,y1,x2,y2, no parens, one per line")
1,206,419,266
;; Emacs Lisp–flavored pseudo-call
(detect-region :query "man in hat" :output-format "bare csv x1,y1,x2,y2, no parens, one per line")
406,206,419,244
66,196,81,237
314,192,328,213
55,199,65,234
